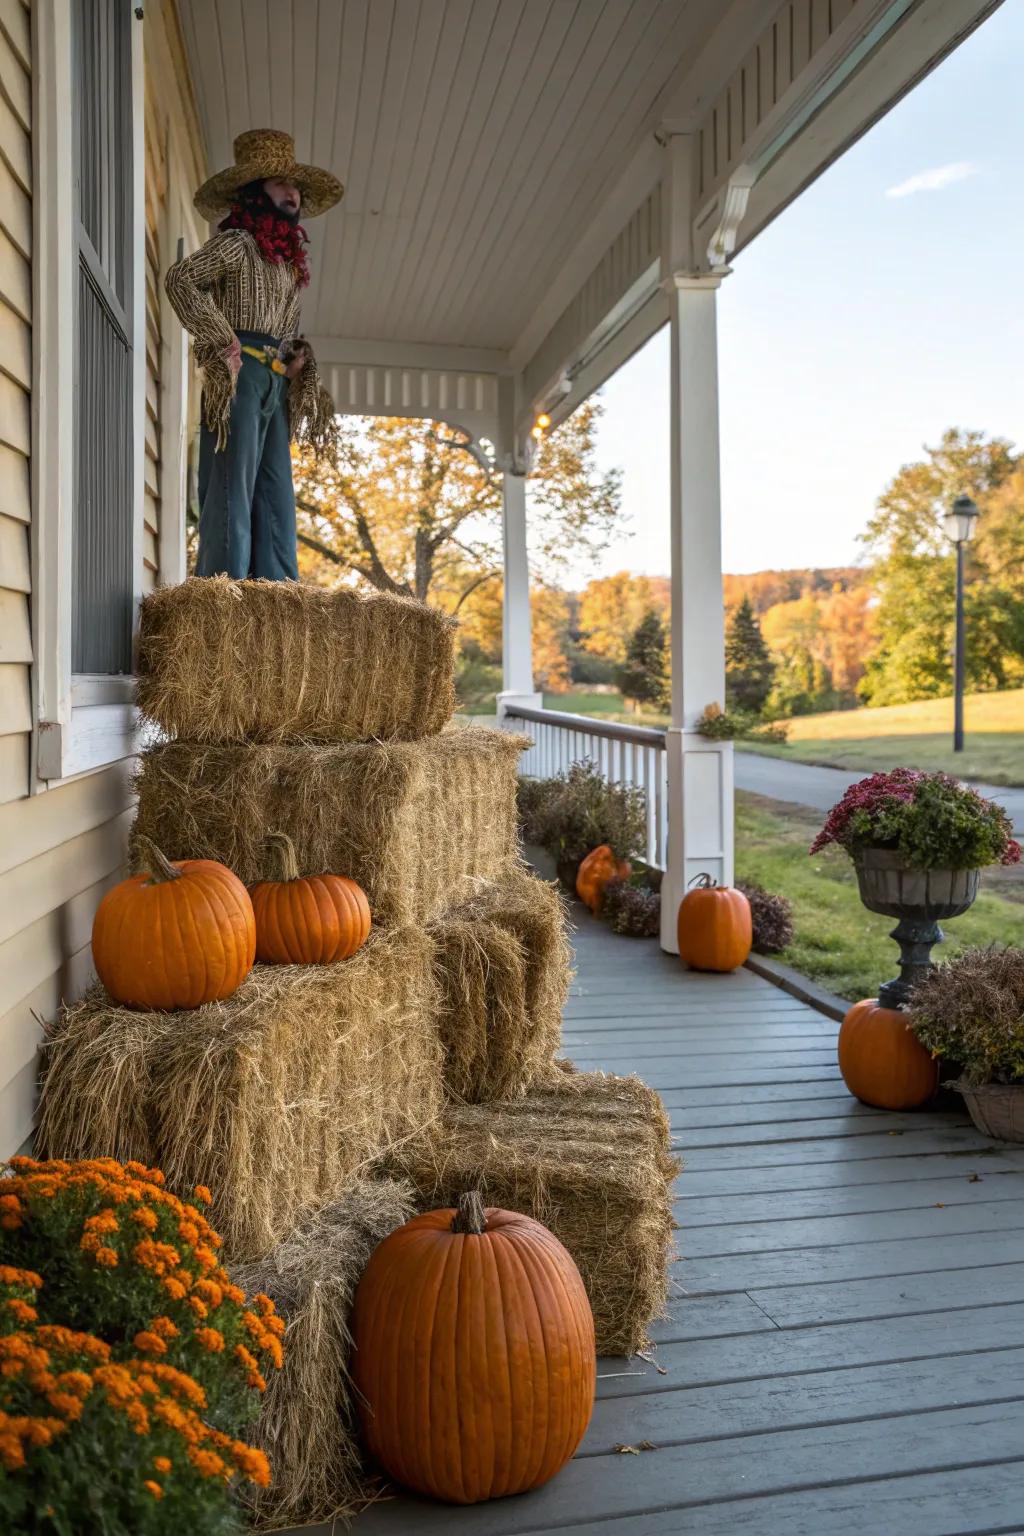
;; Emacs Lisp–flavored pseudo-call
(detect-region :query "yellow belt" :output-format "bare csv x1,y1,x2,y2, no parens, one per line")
240,345,287,375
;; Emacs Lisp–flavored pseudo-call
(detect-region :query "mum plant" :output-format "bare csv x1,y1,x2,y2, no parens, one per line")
909,946,1024,1087
516,762,647,886
0,1157,284,1533
810,768,1020,870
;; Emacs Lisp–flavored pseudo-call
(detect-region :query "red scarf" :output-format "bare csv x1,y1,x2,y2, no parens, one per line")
222,203,310,287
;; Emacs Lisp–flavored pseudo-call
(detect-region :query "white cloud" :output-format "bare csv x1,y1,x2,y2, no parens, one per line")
885,161,981,198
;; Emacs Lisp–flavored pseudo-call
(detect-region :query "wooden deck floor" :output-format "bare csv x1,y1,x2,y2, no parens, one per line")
344,909,1024,1535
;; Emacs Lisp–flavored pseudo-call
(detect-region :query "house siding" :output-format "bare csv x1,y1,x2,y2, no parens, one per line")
0,0,206,1156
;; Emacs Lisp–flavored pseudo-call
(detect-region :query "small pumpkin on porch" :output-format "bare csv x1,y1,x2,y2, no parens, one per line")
352,1192,596,1504
576,844,632,913
838,997,939,1110
92,836,255,1009
677,874,752,972
249,832,371,965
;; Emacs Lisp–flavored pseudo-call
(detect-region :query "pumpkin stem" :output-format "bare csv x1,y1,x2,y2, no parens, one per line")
134,835,182,885
451,1191,487,1235
688,872,716,890
266,832,301,882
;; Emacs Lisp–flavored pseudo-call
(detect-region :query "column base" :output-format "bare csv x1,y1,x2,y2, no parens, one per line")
660,729,734,954
496,690,542,724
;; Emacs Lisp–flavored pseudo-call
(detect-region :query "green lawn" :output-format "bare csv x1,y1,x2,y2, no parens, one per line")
743,688,1024,786
735,791,1023,1004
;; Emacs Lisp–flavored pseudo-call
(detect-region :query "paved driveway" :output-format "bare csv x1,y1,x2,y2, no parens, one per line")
735,752,1024,837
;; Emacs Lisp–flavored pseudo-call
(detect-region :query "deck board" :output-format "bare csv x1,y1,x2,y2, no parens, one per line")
309,907,1024,1533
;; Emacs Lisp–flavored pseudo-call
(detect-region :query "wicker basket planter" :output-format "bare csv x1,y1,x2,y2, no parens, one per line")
853,848,981,1008
957,1081,1024,1144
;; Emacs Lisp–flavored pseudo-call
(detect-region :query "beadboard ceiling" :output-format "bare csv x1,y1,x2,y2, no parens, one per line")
175,0,733,353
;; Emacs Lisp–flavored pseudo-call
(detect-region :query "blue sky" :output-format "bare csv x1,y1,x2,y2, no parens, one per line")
588,0,1024,580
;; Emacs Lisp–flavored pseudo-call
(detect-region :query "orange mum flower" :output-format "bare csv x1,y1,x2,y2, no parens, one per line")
133,1331,167,1356
162,1277,187,1302
192,1185,212,1205
1,1213,22,1230
131,1207,158,1231
194,1328,224,1354
84,1210,119,1235
231,1443,272,1486
94,1247,118,1268
148,1316,179,1341
153,1455,172,1474
188,1296,208,1320
4,1299,36,1325
188,1446,227,1479
0,1265,40,1290
144,1479,163,1499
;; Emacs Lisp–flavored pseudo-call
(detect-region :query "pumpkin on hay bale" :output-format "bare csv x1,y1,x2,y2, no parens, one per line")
250,832,371,965
429,867,572,1102
353,1192,595,1504
37,928,441,1262
386,1065,679,1356
232,1177,416,1531
136,575,457,743
92,836,255,1008
132,729,527,929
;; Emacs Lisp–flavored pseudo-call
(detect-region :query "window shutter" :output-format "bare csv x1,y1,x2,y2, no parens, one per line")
72,0,135,675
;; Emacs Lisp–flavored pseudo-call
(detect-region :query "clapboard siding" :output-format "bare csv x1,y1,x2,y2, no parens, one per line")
0,1,207,1156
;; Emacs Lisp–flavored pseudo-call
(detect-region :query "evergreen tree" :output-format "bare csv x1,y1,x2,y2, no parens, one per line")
725,596,775,713
616,610,670,712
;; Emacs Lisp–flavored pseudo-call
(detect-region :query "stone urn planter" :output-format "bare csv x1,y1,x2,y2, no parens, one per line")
956,1082,1024,1144
853,847,981,1008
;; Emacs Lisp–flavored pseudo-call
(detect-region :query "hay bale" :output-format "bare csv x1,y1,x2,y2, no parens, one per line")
136,576,456,742
429,869,572,1101
387,1067,680,1355
37,929,441,1261
233,1178,415,1530
131,728,527,927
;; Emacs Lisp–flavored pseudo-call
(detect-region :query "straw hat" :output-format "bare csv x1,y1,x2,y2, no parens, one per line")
194,129,344,221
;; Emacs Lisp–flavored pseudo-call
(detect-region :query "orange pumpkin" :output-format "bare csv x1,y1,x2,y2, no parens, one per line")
838,998,938,1110
92,836,255,1009
249,833,370,965
576,844,632,912
352,1192,596,1504
677,875,752,972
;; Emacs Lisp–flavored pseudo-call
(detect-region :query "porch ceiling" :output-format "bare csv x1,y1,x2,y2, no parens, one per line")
174,0,729,354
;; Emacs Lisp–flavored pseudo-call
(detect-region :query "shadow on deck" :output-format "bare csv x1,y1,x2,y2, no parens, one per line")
317,906,1024,1534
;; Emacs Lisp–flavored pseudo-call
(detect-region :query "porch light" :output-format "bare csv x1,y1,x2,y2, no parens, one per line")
942,494,979,545
536,412,551,429
531,424,544,440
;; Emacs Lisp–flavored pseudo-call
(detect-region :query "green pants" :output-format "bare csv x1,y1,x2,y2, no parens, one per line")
196,332,299,580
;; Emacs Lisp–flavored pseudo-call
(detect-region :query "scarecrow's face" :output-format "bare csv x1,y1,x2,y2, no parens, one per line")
264,178,301,217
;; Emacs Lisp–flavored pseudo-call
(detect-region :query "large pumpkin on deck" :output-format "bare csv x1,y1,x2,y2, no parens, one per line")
352,1193,596,1504
249,833,370,965
92,836,255,1009
838,998,938,1110
677,875,752,972
576,844,632,913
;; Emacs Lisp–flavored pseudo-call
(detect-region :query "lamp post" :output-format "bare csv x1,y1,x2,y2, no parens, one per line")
942,493,980,753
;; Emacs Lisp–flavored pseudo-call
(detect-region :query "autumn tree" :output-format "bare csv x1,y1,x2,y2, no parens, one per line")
577,572,670,667
292,400,621,624
725,597,775,713
859,428,1023,705
617,610,670,712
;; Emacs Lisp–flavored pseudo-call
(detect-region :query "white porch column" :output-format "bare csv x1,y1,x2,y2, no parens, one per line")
497,466,540,719
660,271,734,953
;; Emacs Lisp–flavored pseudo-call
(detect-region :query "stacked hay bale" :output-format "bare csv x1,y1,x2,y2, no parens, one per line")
38,576,678,1527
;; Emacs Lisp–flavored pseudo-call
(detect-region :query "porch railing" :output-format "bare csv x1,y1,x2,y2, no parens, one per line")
499,703,668,870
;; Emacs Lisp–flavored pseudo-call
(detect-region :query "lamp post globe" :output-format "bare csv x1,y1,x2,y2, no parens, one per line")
944,494,980,754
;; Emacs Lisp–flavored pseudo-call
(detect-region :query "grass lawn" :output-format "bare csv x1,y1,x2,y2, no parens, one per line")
735,791,1023,1004
743,688,1024,786
543,691,669,728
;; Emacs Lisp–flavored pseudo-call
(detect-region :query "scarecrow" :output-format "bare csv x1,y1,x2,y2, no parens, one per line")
165,130,344,580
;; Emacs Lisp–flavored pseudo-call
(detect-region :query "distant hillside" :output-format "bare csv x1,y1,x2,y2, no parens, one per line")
723,567,867,614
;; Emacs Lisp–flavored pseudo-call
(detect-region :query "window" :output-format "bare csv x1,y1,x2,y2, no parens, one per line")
72,0,135,676
32,0,144,782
